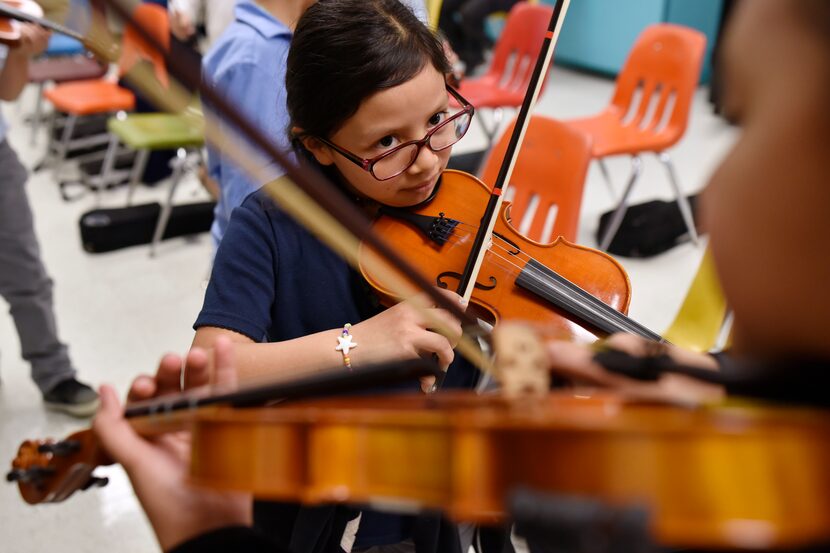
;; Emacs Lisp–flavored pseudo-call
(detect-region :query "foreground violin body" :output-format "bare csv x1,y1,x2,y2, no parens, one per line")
360,170,662,343
12,390,830,550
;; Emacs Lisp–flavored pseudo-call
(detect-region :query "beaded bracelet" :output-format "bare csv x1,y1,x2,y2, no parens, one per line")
335,323,358,370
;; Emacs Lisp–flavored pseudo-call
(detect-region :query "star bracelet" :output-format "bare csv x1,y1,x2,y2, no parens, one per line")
335,323,358,370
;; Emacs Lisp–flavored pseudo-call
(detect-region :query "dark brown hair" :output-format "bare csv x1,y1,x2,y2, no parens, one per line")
286,0,450,141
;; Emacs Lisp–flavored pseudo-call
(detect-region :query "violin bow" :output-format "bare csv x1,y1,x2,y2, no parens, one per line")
0,0,119,61
90,0,491,372
0,1,84,41
455,0,571,303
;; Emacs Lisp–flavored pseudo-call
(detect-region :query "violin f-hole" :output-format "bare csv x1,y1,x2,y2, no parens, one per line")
437,272,497,291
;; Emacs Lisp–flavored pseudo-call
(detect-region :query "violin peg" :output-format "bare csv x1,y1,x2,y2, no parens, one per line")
82,475,109,491
493,323,550,400
37,440,81,457
6,469,26,483
5,466,54,484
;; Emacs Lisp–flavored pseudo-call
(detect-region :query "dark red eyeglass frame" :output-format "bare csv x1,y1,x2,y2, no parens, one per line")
311,85,475,181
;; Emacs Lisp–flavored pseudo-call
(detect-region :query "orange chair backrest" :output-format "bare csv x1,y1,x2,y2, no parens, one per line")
486,2,554,96
609,24,705,147
119,2,169,86
480,115,592,243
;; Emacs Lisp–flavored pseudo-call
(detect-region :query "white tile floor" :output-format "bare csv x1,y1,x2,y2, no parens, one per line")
0,65,738,552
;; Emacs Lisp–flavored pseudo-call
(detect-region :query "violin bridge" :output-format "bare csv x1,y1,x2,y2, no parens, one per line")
492,323,550,400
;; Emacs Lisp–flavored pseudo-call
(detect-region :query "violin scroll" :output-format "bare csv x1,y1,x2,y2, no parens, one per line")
7,429,110,505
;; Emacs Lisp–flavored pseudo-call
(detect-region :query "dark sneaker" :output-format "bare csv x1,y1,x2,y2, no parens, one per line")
43,378,100,418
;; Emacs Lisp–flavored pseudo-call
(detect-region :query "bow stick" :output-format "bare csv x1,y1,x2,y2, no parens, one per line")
456,0,571,303
0,1,84,41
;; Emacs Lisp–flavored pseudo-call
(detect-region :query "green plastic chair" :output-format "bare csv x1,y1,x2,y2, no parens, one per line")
102,105,205,256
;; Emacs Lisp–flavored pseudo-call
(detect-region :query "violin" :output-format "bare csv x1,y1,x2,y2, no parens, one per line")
0,0,85,47
10,386,830,550
361,170,664,344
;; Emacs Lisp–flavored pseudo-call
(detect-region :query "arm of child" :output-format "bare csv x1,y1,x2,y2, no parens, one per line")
0,24,50,101
192,288,462,382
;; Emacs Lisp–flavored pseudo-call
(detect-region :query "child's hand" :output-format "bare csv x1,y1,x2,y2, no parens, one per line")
93,337,252,552
351,289,464,371
13,24,50,57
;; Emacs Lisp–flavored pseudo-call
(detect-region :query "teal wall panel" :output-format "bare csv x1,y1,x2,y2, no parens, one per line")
540,0,722,82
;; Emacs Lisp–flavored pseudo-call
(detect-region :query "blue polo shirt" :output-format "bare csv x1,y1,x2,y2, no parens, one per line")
195,188,478,548
0,46,8,143
202,1,294,247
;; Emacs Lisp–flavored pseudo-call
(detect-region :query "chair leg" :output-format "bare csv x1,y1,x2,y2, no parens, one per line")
476,108,507,151
596,158,616,200
35,110,58,172
29,82,45,147
53,114,77,181
150,148,187,258
599,155,642,251
476,112,495,151
126,149,150,206
658,151,700,246
95,134,121,207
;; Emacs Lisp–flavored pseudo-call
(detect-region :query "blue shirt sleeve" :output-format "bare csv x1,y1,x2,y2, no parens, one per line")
206,50,292,244
196,198,279,342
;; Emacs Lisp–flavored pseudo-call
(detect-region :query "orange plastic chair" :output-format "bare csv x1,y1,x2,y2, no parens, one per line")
564,24,706,251
43,3,169,175
453,1,554,149
479,115,592,243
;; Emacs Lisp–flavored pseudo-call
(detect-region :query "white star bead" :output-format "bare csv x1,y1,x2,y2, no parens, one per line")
335,334,358,356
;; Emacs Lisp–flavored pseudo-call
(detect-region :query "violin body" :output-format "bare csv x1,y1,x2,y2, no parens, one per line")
360,170,632,342
184,391,830,550
12,389,830,549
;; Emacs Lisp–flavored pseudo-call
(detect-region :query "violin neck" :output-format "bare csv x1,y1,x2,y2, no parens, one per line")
123,358,443,420
0,3,85,42
516,259,665,342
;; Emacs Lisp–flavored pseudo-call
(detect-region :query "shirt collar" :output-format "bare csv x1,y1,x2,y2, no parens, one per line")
235,1,292,39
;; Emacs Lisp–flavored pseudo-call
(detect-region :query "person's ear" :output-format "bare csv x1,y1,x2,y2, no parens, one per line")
293,127,335,166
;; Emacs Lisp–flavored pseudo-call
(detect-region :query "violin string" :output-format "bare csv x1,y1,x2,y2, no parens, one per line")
441,223,655,337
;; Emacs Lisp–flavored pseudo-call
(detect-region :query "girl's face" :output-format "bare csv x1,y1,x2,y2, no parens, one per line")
703,0,830,357
304,64,453,207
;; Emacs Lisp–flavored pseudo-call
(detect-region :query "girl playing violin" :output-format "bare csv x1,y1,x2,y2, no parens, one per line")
192,0,481,551
193,0,473,387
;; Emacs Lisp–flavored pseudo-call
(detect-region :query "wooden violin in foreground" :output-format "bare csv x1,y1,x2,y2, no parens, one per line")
10,382,830,551
9,325,830,553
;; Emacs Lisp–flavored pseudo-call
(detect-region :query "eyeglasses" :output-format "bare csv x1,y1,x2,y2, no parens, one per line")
312,85,475,181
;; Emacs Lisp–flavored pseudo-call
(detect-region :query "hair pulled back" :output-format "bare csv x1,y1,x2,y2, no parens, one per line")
286,0,450,141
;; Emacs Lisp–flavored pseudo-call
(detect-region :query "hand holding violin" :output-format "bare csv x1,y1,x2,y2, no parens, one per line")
547,333,725,405
351,288,464,373
10,21,49,55
92,337,252,552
